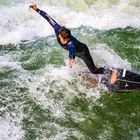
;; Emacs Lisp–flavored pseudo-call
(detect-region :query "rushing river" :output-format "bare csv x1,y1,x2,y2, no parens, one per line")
0,0,140,139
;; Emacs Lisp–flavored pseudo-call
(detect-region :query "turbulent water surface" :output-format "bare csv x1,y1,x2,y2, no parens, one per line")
0,0,140,139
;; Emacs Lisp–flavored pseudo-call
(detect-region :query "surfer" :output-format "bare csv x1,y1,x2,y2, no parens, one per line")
29,4,104,74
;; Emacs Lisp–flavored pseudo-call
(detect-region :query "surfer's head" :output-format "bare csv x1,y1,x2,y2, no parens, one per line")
58,26,71,45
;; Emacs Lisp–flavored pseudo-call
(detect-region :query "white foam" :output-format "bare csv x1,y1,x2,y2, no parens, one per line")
93,44,131,68
0,0,140,44
0,55,20,73
48,65,74,80
0,117,24,140
16,61,101,120
0,5,54,45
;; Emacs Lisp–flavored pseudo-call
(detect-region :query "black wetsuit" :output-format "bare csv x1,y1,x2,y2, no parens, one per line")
36,9,104,74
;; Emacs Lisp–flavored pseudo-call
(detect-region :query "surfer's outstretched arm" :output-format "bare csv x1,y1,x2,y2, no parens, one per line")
30,5,61,33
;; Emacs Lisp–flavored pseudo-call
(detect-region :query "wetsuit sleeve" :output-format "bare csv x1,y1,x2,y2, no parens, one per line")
36,9,61,32
69,44,76,59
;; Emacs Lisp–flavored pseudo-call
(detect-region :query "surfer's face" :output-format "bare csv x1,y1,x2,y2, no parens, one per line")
58,34,69,45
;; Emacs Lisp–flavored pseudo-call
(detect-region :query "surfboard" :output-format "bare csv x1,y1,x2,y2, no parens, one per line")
90,66,140,93
108,68,140,92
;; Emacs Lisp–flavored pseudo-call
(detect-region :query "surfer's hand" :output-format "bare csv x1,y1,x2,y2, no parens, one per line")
69,59,74,68
29,4,38,11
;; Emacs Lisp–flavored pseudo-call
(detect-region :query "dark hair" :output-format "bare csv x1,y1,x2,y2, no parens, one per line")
59,26,71,40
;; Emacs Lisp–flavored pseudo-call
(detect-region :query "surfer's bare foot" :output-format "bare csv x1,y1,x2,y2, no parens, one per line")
110,69,117,84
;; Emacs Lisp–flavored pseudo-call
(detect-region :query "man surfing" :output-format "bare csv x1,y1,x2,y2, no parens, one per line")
29,4,104,74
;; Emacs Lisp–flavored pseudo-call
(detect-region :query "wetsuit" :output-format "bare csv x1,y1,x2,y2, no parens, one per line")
36,9,103,74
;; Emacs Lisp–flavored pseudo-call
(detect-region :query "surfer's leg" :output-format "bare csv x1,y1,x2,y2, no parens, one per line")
76,44,105,74
83,58,97,73
79,44,98,73
93,67,105,74
83,45,106,74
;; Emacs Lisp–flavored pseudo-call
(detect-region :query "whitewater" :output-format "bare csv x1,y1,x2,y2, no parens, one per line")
0,0,140,140
0,0,140,44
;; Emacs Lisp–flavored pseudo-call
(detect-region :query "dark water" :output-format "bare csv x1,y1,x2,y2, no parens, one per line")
0,26,140,139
